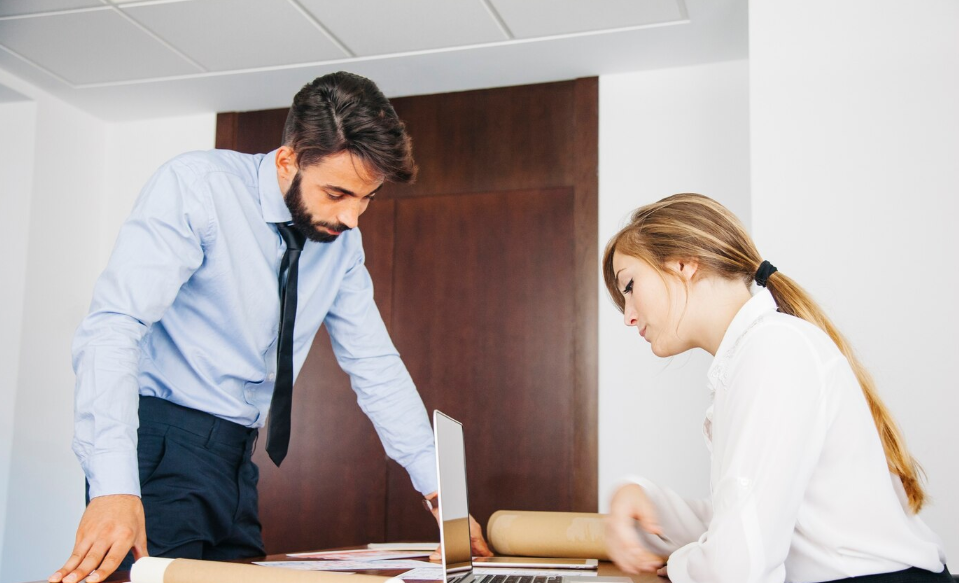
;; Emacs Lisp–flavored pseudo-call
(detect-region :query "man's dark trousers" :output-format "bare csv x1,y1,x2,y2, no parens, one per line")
88,396,266,569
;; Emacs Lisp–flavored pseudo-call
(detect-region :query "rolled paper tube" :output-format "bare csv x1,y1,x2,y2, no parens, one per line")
487,511,609,560
131,557,400,583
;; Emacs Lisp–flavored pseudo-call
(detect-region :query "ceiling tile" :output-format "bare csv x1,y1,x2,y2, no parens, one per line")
122,0,347,72
488,0,685,39
0,9,200,84
299,0,508,56
0,0,103,18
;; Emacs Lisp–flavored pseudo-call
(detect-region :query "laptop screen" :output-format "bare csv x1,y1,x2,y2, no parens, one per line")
434,411,474,577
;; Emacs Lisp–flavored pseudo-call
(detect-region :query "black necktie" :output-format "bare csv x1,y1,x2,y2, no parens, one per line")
267,222,306,466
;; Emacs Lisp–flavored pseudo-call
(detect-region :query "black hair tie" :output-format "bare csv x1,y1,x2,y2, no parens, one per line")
755,260,777,287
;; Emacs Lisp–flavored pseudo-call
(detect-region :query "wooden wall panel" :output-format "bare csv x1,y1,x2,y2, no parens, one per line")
571,77,599,510
216,109,290,154
386,82,575,198
215,112,239,151
385,188,576,541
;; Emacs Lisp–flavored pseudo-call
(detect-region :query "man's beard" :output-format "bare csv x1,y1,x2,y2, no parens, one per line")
285,172,351,243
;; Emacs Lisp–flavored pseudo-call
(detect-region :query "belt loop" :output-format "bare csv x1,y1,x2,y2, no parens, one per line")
206,417,219,447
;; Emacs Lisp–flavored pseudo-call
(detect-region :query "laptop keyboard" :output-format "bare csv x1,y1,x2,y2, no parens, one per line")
475,575,563,583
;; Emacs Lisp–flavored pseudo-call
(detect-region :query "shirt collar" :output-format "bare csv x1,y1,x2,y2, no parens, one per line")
258,149,292,224
707,287,779,387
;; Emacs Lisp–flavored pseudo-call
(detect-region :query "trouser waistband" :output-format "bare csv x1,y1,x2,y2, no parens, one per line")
820,565,952,583
139,396,257,449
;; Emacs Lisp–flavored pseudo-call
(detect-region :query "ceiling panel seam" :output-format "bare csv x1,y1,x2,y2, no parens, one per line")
479,0,514,40
107,3,208,72
0,6,110,21
0,43,76,87
106,0,202,7
286,0,355,58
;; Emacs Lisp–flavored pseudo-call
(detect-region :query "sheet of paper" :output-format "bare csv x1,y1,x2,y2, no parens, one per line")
289,549,432,560
256,559,432,571
395,566,599,581
393,566,443,581
368,543,438,552
251,561,356,573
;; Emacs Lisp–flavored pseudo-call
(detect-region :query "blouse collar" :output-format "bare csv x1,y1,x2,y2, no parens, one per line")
706,287,779,390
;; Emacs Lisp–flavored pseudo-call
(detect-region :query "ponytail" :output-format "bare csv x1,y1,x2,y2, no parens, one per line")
764,271,926,512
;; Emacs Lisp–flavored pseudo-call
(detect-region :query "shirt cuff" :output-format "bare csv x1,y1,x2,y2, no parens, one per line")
405,447,438,496
84,451,141,499
664,543,696,583
615,475,682,557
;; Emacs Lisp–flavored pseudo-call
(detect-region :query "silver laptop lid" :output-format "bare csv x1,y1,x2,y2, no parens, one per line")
434,410,474,579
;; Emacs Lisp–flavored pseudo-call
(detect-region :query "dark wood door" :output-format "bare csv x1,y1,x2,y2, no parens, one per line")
216,78,597,553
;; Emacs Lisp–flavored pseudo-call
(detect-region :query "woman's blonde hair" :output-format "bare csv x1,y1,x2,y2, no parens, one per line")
602,193,926,512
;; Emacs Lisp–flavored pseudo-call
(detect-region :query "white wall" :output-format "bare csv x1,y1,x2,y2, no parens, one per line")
750,0,959,573
598,60,751,507
0,68,107,583
0,98,38,576
0,67,215,583
101,114,217,264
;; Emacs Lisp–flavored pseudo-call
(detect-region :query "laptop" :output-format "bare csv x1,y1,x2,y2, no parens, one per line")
432,410,631,583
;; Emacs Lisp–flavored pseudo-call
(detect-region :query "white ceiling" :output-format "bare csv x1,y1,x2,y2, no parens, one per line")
0,0,746,120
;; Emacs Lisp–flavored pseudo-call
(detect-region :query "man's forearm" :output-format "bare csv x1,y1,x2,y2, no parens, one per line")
73,311,147,498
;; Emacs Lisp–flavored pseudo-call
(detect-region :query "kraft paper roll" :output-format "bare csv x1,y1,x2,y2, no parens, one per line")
131,557,399,583
487,510,609,560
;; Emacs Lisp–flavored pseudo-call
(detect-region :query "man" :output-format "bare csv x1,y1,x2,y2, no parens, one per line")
50,72,490,583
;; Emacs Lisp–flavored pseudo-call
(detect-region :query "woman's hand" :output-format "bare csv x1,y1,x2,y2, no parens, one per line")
425,491,492,561
605,483,667,574
467,514,494,557
429,514,493,560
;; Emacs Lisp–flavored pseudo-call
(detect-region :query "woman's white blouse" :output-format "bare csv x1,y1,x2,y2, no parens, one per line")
631,288,946,583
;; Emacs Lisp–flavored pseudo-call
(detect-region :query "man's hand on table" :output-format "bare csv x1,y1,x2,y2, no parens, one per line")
424,492,493,561
605,483,667,574
49,494,148,583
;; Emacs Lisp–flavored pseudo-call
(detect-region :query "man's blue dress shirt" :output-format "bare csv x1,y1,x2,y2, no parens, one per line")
72,149,437,499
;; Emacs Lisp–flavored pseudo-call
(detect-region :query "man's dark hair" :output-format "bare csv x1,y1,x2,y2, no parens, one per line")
282,71,416,184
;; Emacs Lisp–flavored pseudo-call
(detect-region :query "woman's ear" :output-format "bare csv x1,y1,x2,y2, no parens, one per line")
674,258,700,281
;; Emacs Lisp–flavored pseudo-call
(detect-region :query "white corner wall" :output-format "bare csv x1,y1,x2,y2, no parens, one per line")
598,59,751,508
0,98,37,577
0,66,215,583
750,1,959,572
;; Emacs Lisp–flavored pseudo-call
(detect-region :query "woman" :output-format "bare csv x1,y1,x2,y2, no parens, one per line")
602,194,949,583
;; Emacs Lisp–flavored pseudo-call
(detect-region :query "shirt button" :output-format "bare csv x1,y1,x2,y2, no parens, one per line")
267,373,276,381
